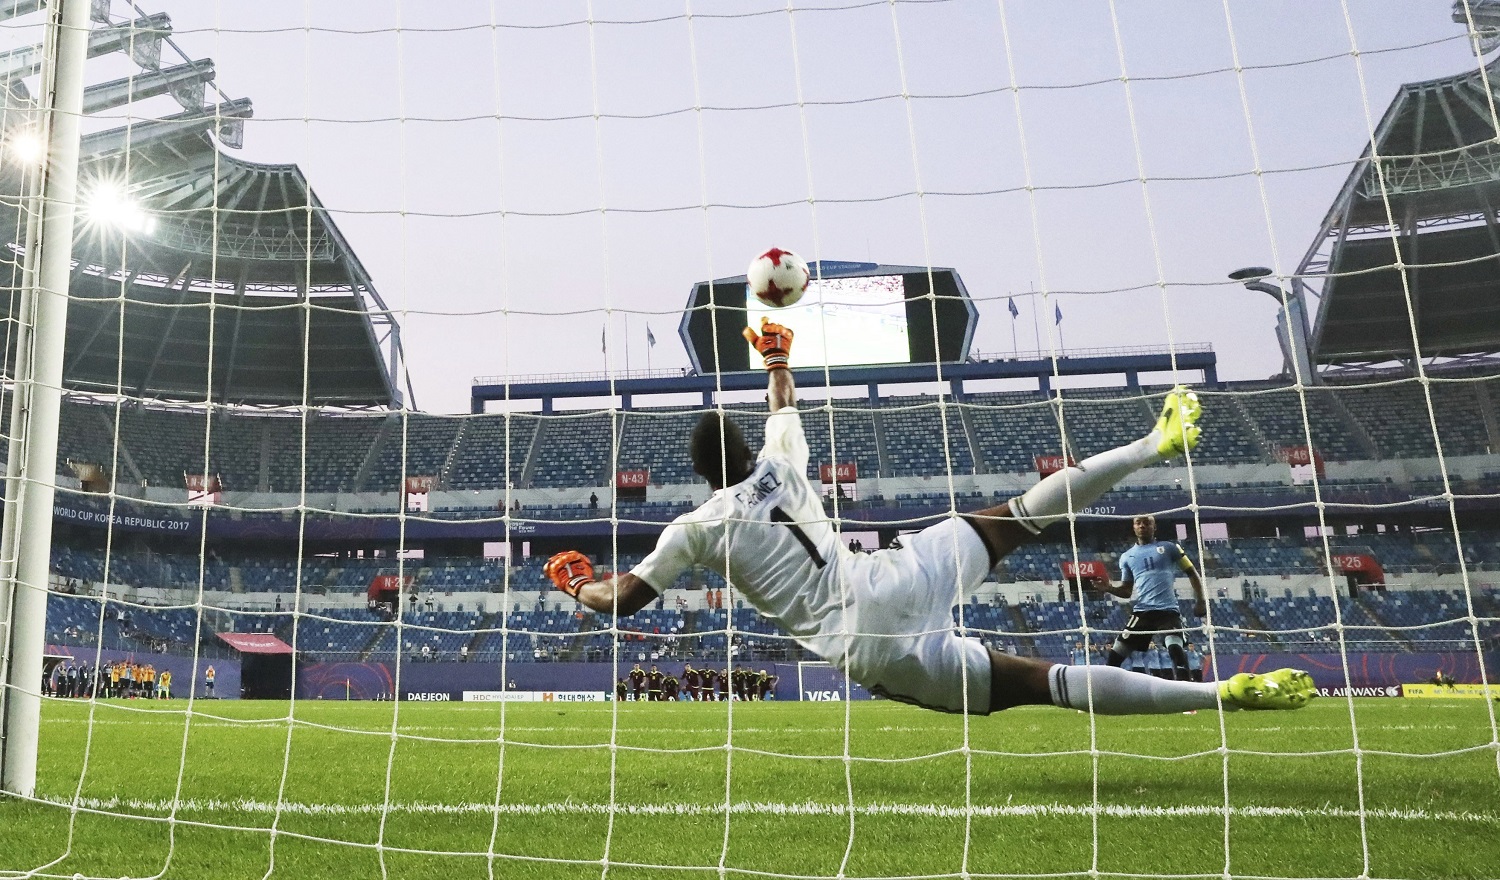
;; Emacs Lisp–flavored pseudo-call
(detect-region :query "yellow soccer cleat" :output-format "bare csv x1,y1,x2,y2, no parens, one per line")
1219,669,1316,710
1153,386,1202,459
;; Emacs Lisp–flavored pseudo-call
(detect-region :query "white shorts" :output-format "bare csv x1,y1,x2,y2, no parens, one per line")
838,517,993,714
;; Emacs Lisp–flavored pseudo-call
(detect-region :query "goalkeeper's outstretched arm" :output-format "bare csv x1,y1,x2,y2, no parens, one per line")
744,317,796,409
768,363,795,410
545,551,659,616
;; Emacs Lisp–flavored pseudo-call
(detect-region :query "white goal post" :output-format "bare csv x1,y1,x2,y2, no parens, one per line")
796,660,838,701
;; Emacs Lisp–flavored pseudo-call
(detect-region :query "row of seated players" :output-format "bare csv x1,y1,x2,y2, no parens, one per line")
37,377,1500,494
44,585,1499,664
47,528,1500,603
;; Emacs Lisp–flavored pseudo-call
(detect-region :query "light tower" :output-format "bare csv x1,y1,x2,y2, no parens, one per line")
1229,267,1317,386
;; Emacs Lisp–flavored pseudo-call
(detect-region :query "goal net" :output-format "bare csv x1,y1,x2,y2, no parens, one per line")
1,2,1499,879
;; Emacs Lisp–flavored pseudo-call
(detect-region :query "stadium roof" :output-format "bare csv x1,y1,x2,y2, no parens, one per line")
1296,53,1500,367
0,7,405,408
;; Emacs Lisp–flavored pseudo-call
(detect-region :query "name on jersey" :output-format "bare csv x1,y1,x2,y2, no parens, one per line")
733,472,782,509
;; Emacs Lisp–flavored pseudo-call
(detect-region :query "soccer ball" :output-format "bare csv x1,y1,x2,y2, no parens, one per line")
746,247,810,308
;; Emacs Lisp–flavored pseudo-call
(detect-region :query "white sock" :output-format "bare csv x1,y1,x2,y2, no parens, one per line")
1009,434,1162,534
1047,664,1228,714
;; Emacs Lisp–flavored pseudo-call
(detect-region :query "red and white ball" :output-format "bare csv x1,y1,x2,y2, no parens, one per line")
746,247,810,308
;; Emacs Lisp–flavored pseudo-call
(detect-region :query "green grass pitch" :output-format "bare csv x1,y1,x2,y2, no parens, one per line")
1,697,1497,879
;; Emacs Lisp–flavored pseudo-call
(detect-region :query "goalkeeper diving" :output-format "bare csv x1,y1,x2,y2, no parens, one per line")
545,319,1314,716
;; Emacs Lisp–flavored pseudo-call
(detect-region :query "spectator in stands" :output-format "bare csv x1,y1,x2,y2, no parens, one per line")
647,665,664,701
629,663,645,700
459,645,469,662
420,644,432,662
590,492,599,510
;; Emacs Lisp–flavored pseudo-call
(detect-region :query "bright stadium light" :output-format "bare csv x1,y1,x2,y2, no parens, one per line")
84,181,158,235
4,128,45,166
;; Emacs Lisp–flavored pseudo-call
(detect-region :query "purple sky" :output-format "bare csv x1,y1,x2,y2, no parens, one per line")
64,2,1497,412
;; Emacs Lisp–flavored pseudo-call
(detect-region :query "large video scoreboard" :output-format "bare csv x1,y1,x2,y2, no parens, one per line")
678,261,978,375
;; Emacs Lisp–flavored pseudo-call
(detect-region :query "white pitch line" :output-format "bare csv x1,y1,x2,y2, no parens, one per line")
37,796,1500,825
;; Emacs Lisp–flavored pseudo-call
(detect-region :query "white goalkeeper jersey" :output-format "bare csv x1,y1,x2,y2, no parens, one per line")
631,407,857,658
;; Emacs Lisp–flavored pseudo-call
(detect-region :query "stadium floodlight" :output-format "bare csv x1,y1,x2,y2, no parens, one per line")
83,180,157,235
1229,266,1316,385
3,128,44,166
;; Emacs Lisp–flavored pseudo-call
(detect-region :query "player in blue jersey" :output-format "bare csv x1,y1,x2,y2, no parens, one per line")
1100,515,1206,681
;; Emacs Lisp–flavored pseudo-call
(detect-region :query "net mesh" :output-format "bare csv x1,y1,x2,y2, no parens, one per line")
0,2,1498,879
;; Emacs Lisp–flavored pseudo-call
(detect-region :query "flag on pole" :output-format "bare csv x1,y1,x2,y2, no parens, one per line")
1054,303,1063,325
601,326,607,353
646,325,657,347
1008,297,1019,319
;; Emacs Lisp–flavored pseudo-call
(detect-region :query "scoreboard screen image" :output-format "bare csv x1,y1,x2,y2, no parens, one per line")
745,274,910,369
681,265,975,374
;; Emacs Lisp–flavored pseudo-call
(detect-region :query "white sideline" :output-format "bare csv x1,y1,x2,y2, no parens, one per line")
38,795,1500,824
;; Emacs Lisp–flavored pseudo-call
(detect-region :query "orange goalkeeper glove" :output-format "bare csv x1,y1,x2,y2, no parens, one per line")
544,551,594,598
742,318,794,371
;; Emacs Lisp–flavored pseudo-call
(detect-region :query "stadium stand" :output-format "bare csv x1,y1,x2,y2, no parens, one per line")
39,375,1500,491
364,414,464,493
1231,384,1366,461
447,414,539,490
617,407,705,486
529,412,618,488
1150,386,1266,465
1057,388,1156,460
47,530,1500,597
879,395,976,477
45,582,1494,664
45,525,1500,666
964,391,1066,473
